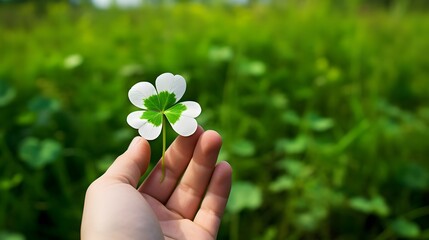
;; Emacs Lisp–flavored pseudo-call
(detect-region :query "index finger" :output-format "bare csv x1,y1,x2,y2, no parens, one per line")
194,161,232,238
104,136,151,187
138,126,204,203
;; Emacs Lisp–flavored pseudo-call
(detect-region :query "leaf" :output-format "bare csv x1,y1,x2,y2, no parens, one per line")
281,111,300,125
396,163,429,190
19,138,62,169
208,46,233,62
269,176,294,192
259,227,277,240
141,110,163,126
230,139,255,157
16,112,36,125
327,67,341,82
239,60,266,76
119,63,143,77
143,91,176,111
128,82,157,109
370,195,390,217
315,57,329,71
349,197,374,213
310,118,334,131
296,212,319,231
349,195,390,217
0,81,16,107
275,135,307,154
164,103,187,124
248,61,266,76
63,54,83,69
28,96,60,112
390,218,421,238
0,231,26,240
307,112,334,131
0,174,23,191
324,120,369,154
227,181,262,213
270,93,288,109
275,159,310,177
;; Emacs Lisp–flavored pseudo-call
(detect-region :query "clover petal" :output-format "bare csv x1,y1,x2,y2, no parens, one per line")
126,111,146,129
165,101,200,136
138,122,162,140
155,73,186,103
169,115,198,137
127,111,162,140
179,101,202,118
128,82,157,109
127,73,202,182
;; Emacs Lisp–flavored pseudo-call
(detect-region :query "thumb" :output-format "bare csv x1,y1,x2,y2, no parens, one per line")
104,137,151,187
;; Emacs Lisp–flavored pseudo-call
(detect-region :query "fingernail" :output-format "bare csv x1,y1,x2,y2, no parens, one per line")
128,137,140,149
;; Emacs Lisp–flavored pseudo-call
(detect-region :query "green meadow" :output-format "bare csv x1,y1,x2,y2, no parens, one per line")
1,1,429,239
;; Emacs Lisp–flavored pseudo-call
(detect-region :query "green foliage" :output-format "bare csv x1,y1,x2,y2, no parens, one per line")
227,181,262,213
0,81,16,107
18,137,63,169
390,218,421,238
0,231,25,240
1,1,429,239
165,103,187,124
144,91,177,111
349,195,390,217
141,110,163,126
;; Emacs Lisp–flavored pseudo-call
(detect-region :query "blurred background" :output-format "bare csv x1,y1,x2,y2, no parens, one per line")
1,0,429,239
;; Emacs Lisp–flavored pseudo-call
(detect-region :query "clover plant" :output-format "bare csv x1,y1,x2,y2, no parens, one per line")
127,73,201,181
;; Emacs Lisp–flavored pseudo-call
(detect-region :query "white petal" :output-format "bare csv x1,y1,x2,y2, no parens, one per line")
127,111,162,140
169,116,198,137
138,122,162,140
127,111,146,129
180,101,202,118
155,73,186,103
128,82,157,109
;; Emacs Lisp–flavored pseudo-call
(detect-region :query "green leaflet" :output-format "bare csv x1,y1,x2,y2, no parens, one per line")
140,92,186,126
140,110,162,126
139,91,187,183
165,103,187,124
143,91,176,111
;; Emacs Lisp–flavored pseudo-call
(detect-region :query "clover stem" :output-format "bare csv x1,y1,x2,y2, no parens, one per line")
161,115,166,182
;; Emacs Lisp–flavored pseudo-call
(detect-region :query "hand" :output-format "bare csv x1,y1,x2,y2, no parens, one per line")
81,127,232,240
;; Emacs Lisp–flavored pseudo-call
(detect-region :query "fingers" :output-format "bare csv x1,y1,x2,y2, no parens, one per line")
194,161,232,238
103,136,151,187
139,126,204,203
165,130,222,219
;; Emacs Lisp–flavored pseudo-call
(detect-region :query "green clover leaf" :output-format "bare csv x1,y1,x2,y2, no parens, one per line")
127,73,201,181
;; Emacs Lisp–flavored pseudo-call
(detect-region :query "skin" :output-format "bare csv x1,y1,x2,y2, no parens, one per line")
81,127,232,240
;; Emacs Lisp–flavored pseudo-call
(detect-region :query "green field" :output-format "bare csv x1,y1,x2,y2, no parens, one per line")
1,1,429,239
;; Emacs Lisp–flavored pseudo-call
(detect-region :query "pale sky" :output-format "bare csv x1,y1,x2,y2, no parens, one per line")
91,0,143,9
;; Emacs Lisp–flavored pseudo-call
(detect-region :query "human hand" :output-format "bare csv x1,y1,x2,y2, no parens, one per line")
81,127,232,240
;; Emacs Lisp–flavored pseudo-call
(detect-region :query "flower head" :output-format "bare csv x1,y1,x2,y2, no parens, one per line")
126,73,201,140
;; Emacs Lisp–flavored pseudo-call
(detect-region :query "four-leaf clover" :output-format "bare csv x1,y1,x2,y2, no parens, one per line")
126,73,201,181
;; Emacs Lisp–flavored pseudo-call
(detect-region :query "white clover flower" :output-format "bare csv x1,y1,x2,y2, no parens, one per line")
126,72,201,181
127,73,201,140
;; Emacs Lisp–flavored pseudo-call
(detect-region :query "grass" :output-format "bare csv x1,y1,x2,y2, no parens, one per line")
1,1,429,239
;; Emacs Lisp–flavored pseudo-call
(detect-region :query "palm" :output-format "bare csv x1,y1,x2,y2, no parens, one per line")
137,128,231,239
82,127,232,240
143,194,214,240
